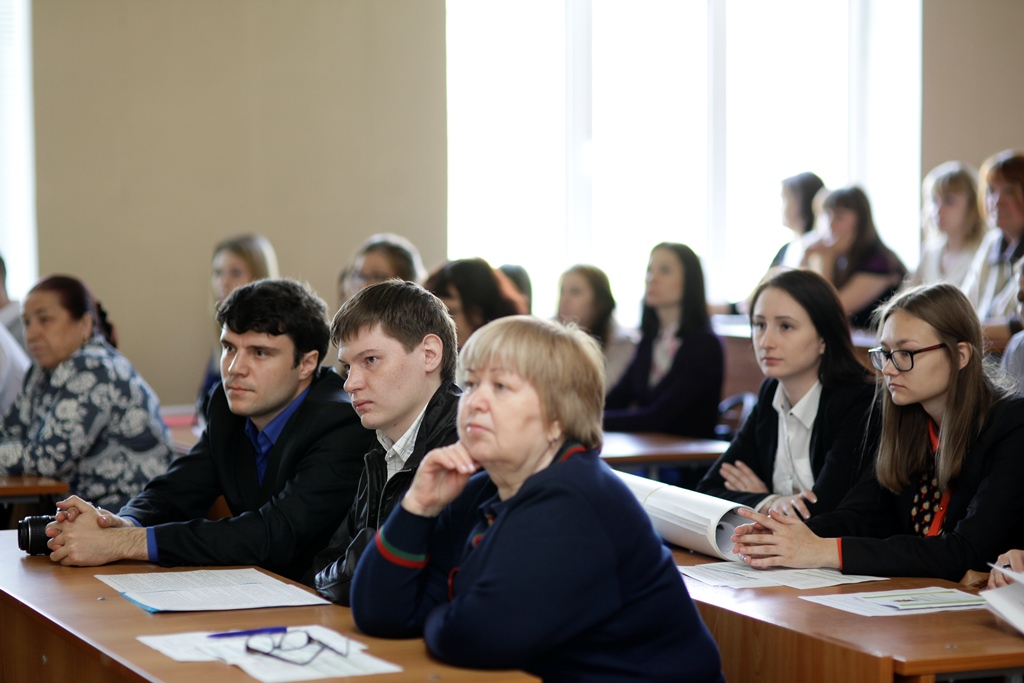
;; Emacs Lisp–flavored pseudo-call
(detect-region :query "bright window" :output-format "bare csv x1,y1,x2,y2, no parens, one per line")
0,0,37,297
447,0,921,326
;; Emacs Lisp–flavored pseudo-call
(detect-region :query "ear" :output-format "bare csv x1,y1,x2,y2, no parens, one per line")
818,337,826,356
296,349,319,381
419,333,444,374
955,341,972,370
547,419,563,443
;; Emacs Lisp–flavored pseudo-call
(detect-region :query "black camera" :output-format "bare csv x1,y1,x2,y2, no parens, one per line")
18,515,56,555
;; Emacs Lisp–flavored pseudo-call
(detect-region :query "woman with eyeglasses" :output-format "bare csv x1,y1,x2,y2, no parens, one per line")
731,283,1024,581
696,269,878,519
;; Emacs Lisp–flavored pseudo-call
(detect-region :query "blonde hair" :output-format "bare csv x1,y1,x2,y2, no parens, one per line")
458,316,605,450
921,161,986,247
213,234,280,282
874,284,1003,492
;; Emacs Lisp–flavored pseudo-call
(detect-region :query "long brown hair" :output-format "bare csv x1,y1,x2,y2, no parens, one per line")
822,187,906,290
873,284,1003,492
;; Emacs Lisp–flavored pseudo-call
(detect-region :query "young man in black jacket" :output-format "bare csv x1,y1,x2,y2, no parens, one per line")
45,279,374,581
309,279,459,604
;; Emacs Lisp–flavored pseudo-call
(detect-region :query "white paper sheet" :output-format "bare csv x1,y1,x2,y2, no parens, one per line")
95,568,329,612
679,562,887,589
138,625,402,681
616,470,752,560
801,587,985,616
982,564,1024,635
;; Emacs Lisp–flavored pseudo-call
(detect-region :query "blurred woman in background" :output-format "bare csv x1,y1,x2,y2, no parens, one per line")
803,186,906,329
604,243,722,438
425,258,527,349
199,235,279,407
0,275,171,510
557,264,637,392
908,161,986,289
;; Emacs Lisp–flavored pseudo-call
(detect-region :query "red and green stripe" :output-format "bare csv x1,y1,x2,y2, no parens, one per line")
375,530,429,569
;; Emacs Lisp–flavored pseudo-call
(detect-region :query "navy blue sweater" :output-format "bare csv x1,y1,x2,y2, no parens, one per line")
351,443,724,683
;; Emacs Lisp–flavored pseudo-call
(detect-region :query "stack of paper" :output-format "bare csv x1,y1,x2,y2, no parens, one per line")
95,568,329,612
982,564,1024,634
680,562,886,589
801,587,985,616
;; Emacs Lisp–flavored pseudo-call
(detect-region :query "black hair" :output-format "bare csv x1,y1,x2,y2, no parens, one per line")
29,275,117,347
639,243,710,340
216,279,329,366
748,268,870,388
782,172,826,234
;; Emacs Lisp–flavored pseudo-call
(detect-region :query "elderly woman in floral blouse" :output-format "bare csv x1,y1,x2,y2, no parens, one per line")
0,275,171,510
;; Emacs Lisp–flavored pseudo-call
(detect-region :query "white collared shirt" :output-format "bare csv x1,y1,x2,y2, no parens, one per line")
769,380,822,498
376,404,428,481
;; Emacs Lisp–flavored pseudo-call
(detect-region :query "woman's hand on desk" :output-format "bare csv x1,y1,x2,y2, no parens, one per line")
988,550,1024,589
720,461,769,494
731,507,840,570
764,490,818,520
401,442,480,518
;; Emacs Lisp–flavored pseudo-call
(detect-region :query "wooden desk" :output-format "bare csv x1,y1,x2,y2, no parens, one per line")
600,432,728,468
675,548,1024,683
0,530,536,683
0,476,68,504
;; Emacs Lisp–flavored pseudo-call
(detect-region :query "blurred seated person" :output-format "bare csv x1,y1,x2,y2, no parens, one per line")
425,257,527,349
0,254,25,350
310,280,460,603
499,263,533,314
351,316,725,682
698,269,879,518
339,232,426,305
999,263,1024,394
731,284,1024,581
199,234,279,410
557,264,637,392
962,150,1024,346
803,186,907,329
604,243,722,438
907,161,987,289
0,275,171,510
44,279,374,581
712,171,824,316
0,323,28,417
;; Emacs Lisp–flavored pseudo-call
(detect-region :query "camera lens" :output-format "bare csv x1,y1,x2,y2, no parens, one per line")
18,515,56,555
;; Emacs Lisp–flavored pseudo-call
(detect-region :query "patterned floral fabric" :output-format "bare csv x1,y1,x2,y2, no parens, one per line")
0,336,171,509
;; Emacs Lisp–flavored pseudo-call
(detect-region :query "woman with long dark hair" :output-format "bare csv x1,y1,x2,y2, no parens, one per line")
604,243,722,438
698,269,878,518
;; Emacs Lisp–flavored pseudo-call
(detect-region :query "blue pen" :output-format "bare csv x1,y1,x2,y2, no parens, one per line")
207,626,288,639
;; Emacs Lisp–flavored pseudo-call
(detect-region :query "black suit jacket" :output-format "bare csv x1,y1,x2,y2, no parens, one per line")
808,396,1024,581
118,367,375,581
697,377,879,516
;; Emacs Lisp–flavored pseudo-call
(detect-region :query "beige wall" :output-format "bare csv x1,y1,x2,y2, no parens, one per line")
922,0,1024,176
32,0,447,405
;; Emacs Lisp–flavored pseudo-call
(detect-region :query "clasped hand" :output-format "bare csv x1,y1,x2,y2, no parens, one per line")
45,495,136,566
731,507,839,570
401,442,480,518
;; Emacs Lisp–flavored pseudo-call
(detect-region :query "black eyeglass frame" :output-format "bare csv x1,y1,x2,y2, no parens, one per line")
245,630,350,666
867,343,946,372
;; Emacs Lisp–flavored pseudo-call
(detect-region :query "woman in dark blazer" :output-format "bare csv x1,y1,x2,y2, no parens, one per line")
698,269,877,518
732,284,1024,581
604,243,723,438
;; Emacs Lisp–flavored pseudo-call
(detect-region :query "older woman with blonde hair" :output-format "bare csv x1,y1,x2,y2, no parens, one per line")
351,316,723,682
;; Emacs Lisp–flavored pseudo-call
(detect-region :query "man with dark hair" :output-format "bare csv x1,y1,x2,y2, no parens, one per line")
0,254,25,350
46,279,374,581
309,279,459,604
